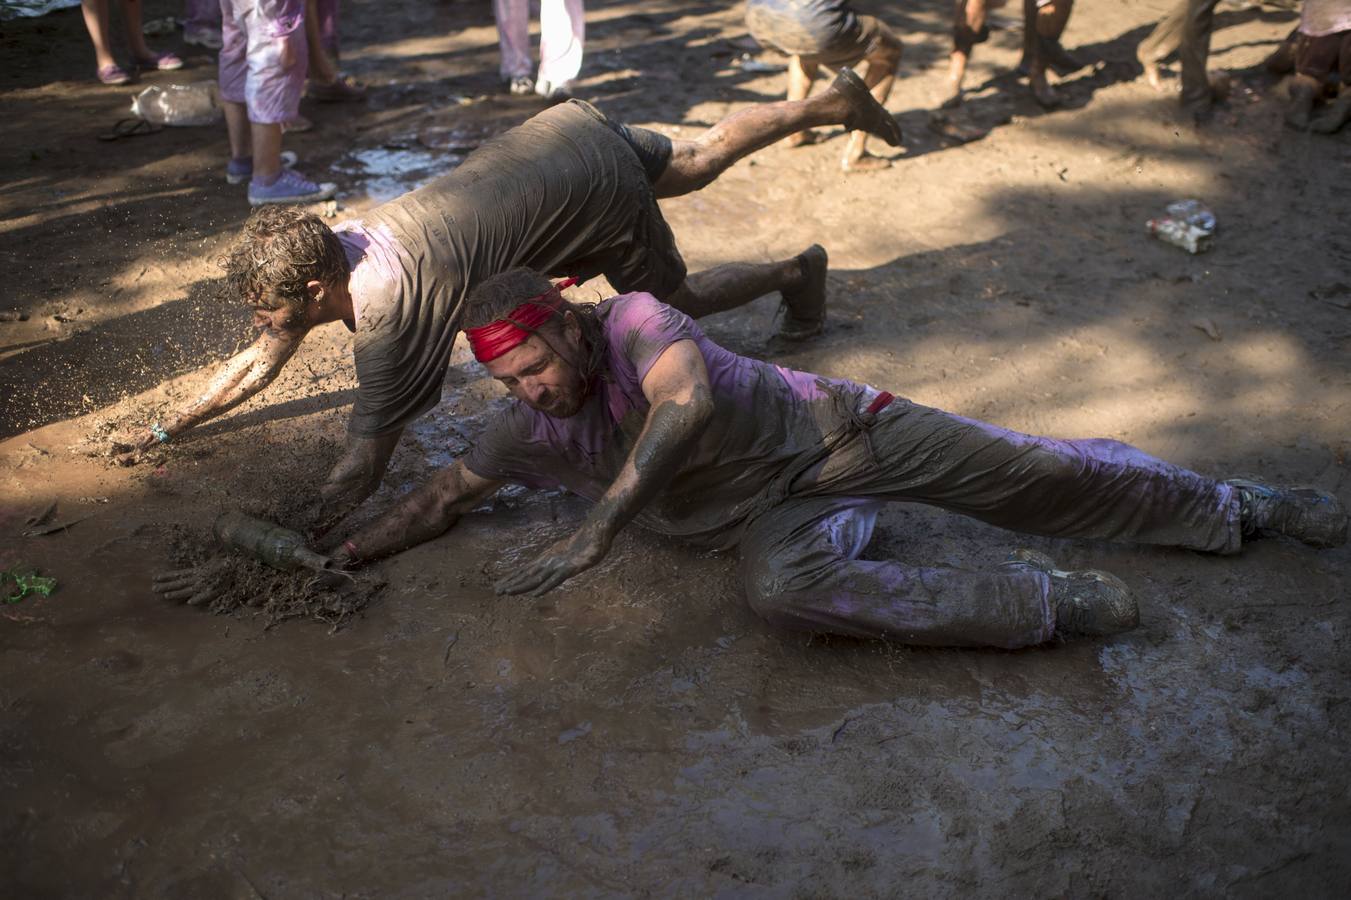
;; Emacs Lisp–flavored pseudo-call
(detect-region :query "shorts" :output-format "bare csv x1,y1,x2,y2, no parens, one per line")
218,0,308,124
557,101,687,298
746,0,886,66
1294,30,1351,84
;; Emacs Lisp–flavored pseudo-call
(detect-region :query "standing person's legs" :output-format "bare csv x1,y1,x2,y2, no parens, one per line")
1024,0,1075,107
782,55,821,147
537,0,585,98
1178,0,1222,112
81,0,122,78
943,0,993,106
1138,0,1189,91
493,0,533,89
839,19,903,172
738,497,1069,648
1309,34,1351,133
220,0,253,162
650,68,902,198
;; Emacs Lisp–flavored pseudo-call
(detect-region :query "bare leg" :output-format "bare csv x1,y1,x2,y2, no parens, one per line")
251,121,285,180
782,55,821,148
81,0,118,71
943,0,989,108
120,0,152,60
1027,0,1074,107
663,256,805,318
652,70,901,197
1138,0,1188,92
842,28,903,172
223,99,253,161
305,0,341,84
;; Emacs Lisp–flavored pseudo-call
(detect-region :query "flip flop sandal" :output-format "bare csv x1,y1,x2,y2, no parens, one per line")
133,51,184,72
308,74,367,102
98,118,164,141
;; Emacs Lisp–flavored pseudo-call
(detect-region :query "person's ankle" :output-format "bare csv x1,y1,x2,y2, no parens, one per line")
252,169,282,187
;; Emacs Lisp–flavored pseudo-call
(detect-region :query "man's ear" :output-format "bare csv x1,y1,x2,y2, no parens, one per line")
305,280,326,304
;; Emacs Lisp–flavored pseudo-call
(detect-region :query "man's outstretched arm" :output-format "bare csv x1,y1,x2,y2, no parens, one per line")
331,459,502,564
496,339,714,597
308,428,406,536
113,327,306,461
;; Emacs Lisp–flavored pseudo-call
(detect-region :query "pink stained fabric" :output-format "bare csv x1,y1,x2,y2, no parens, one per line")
218,0,308,124
1300,0,1351,37
492,0,585,84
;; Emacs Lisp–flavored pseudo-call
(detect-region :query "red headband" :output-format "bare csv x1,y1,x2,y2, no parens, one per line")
466,277,579,363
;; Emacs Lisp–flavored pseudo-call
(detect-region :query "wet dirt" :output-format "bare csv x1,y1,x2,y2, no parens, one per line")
2,0,1350,895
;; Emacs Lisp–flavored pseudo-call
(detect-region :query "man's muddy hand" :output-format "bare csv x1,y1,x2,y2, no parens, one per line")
494,525,612,597
152,561,228,607
109,429,161,466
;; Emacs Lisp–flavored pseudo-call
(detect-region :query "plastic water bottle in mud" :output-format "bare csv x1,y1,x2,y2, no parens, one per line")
130,82,223,126
1146,199,1216,254
212,511,335,574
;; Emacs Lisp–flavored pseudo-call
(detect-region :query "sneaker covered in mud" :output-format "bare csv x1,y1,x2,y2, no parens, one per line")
778,244,828,341
226,150,298,185
1225,478,1347,549
1001,549,1139,638
831,68,903,147
247,169,337,206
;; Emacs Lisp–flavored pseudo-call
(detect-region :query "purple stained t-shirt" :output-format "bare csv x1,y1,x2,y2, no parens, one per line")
462,292,881,549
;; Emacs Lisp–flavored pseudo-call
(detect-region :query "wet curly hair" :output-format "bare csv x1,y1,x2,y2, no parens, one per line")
220,207,349,313
464,268,608,381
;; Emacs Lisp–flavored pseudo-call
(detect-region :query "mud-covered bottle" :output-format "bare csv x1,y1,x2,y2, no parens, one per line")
212,511,334,574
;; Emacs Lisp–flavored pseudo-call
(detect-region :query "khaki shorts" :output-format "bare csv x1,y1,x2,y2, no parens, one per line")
747,0,888,67
1295,30,1351,83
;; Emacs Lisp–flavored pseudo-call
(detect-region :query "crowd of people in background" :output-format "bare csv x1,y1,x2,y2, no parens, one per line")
72,0,1350,204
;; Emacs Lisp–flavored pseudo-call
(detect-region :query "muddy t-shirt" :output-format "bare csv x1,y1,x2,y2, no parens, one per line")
462,292,881,549
333,102,656,438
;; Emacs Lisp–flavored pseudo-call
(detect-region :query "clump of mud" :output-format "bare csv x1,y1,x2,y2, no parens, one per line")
167,524,386,632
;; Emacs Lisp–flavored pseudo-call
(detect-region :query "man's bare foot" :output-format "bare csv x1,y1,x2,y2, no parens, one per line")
842,153,891,173
779,244,828,340
830,68,904,146
938,81,964,109
783,130,820,149
1142,58,1166,92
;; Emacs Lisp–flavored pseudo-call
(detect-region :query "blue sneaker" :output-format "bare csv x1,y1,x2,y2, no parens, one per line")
226,150,298,185
247,169,337,206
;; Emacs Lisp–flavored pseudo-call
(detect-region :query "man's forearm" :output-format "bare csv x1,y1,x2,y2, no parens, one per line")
159,330,302,439
310,429,403,533
586,387,714,539
339,463,492,561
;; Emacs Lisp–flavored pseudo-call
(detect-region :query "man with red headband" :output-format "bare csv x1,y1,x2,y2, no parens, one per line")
114,73,904,531
158,269,1348,646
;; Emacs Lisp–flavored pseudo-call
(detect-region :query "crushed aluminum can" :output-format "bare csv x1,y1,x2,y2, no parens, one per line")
1146,199,1216,254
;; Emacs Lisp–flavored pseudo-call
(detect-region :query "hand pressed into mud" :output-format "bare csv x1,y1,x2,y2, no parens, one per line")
108,429,159,466
494,524,612,597
152,560,230,607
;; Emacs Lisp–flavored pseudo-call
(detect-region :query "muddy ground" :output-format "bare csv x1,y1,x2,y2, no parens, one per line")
2,0,1350,895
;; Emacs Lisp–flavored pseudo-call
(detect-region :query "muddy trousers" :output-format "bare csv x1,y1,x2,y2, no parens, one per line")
1138,0,1222,107
737,398,1240,649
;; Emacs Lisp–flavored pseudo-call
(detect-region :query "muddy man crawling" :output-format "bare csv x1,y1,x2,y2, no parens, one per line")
157,270,1348,648
113,72,903,536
